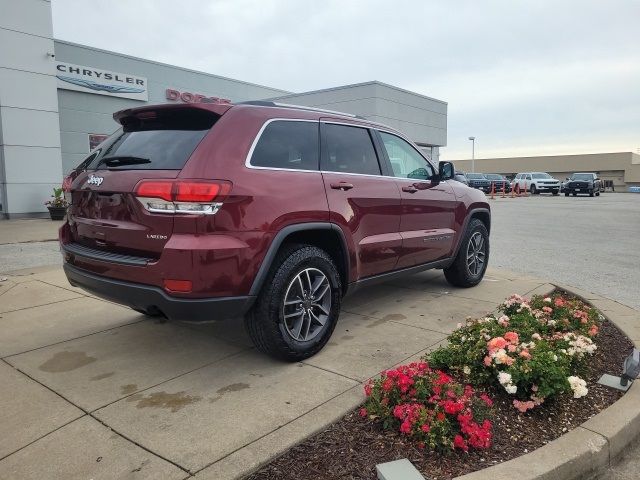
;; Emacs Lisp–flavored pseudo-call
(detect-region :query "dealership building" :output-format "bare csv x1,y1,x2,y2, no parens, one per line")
0,0,448,218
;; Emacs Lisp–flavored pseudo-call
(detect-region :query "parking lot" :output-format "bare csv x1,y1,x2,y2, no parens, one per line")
0,192,638,479
490,192,640,310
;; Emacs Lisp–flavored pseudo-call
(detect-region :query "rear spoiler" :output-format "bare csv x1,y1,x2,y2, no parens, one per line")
113,102,233,125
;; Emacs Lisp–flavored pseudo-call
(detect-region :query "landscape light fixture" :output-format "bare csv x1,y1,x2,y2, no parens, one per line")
597,348,640,392
468,136,476,172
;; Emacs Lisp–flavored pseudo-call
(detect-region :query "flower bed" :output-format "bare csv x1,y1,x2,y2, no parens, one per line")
428,293,601,415
249,291,633,480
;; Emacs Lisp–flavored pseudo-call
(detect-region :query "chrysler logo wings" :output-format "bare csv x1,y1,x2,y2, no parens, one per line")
87,175,104,186
56,75,146,94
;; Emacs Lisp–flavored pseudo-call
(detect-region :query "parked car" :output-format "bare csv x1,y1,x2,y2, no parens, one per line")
59,101,490,361
512,172,560,195
453,171,469,186
466,173,492,193
483,173,512,193
564,173,602,197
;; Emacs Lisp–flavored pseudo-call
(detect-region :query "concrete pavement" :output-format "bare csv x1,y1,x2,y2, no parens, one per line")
0,264,551,479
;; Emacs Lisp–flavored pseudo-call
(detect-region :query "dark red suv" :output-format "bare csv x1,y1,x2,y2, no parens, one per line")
60,101,490,361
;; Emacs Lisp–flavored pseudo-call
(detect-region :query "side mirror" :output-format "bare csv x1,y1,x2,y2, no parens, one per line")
438,161,455,181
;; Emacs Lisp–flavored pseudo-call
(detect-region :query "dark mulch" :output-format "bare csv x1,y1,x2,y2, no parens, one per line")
248,319,633,480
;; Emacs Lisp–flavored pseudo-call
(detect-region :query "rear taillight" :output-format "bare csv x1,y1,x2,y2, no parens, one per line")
134,180,231,215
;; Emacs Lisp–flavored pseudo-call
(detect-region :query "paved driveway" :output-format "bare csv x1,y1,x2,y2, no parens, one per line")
0,265,550,479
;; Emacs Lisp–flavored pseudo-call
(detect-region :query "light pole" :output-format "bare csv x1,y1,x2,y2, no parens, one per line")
468,136,476,172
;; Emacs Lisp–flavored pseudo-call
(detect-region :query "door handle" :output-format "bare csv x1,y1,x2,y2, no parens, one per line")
330,182,354,191
402,185,418,193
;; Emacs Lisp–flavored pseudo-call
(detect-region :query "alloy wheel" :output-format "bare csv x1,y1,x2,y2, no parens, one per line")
282,268,332,342
466,232,486,277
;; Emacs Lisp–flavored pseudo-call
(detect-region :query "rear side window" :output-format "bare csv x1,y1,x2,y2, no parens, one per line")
83,109,217,171
322,123,381,175
250,120,319,170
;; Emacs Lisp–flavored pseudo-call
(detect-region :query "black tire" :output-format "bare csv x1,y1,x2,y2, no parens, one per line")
589,189,594,197
572,192,577,196
596,191,600,197
564,192,569,197
245,244,342,362
444,218,489,288
530,184,536,195
552,190,559,196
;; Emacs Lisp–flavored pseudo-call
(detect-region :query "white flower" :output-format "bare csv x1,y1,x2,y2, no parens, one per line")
544,297,552,303
568,376,588,398
463,366,471,375
505,384,517,394
498,371,512,385
532,333,542,341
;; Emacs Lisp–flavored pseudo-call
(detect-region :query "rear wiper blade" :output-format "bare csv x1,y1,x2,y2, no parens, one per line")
95,156,151,169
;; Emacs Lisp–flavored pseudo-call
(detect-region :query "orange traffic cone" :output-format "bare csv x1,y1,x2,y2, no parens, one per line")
511,183,516,198
490,182,495,199
523,182,528,197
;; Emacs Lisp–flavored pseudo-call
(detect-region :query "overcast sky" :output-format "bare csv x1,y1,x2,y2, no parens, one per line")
51,0,640,159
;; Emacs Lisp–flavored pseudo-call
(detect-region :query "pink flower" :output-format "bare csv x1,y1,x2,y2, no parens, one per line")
507,344,517,353
554,298,565,307
504,332,519,345
487,337,507,352
359,408,368,417
483,356,492,366
421,423,431,433
513,399,535,413
519,349,531,359
589,325,599,336
542,306,553,314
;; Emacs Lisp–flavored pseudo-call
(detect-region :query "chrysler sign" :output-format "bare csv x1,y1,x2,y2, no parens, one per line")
56,62,148,101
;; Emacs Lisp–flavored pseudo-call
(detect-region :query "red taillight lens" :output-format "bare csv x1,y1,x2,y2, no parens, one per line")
163,279,192,292
175,182,224,202
135,181,173,201
62,175,73,192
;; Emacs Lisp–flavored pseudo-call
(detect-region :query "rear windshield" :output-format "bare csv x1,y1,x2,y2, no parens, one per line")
79,109,218,171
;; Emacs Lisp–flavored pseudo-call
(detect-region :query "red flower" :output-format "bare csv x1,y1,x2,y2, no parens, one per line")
421,423,431,433
400,420,412,434
359,408,368,417
453,434,468,451
364,383,372,396
436,412,446,422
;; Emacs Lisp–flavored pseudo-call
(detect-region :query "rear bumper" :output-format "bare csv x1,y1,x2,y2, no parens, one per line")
63,263,254,321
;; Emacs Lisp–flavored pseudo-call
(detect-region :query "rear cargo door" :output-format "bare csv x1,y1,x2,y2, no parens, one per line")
67,107,219,258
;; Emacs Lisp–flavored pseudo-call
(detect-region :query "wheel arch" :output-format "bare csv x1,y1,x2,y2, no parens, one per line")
249,223,350,297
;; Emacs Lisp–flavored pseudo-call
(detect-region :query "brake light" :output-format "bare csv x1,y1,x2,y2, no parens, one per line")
134,180,231,215
136,181,173,201
175,182,230,202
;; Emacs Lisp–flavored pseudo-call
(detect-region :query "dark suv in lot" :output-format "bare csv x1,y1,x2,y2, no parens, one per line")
564,173,602,197
60,101,490,361
465,173,492,193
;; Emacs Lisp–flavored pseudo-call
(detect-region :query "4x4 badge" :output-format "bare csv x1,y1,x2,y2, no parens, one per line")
87,174,104,186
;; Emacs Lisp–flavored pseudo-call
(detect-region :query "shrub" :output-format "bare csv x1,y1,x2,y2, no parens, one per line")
362,362,493,451
428,293,601,412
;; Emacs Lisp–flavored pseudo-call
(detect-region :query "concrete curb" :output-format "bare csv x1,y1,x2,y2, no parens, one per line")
455,284,640,480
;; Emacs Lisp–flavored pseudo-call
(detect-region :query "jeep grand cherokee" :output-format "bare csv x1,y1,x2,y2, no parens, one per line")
60,101,491,361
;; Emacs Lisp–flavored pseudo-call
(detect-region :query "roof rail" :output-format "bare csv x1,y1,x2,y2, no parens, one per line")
238,100,366,119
